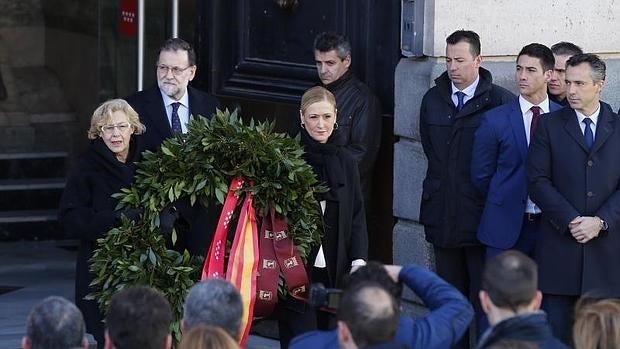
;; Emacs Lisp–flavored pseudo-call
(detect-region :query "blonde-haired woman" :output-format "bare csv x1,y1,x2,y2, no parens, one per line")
573,298,620,349
179,325,239,349
279,86,368,347
59,99,145,347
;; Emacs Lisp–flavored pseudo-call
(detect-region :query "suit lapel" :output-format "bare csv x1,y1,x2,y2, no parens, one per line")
187,87,196,120
591,103,615,154
147,87,172,139
563,108,589,153
509,101,528,162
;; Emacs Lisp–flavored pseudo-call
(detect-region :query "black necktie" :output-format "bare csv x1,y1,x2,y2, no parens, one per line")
455,91,466,112
171,102,182,134
583,118,594,150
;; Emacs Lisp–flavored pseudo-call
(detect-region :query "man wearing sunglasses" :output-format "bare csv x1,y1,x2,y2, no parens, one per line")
126,37,218,154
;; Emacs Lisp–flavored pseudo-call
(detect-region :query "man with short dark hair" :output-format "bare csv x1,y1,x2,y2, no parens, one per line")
472,43,560,260
313,32,381,204
548,42,583,106
104,286,172,349
290,262,473,349
22,296,88,349
182,279,243,340
477,251,567,349
336,281,403,349
528,53,620,343
419,29,514,347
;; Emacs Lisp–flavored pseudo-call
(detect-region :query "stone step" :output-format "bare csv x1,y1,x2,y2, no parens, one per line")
0,178,65,191
0,210,64,241
0,152,67,179
0,178,64,211
0,210,58,224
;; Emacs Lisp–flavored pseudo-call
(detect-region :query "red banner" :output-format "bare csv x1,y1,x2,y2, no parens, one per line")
119,0,137,38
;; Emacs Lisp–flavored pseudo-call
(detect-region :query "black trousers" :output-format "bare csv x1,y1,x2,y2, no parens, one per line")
541,293,579,346
433,245,485,349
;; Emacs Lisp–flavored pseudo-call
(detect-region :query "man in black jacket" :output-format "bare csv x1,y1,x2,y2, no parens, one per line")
313,32,381,205
126,38,219,257
477,251,567,349
419,29,515,347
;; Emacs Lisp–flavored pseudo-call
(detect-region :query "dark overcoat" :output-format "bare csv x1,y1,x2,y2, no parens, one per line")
527,103,620,296
302,132,368,288
59,137,140,345
419,68,515,247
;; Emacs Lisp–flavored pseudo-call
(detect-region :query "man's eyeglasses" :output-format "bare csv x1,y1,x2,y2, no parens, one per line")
100,122,131,135
156,64,193,76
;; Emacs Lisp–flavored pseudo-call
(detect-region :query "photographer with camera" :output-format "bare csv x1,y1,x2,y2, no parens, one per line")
290,262,474,349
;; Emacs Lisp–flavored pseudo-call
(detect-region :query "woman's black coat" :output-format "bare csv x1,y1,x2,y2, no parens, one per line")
59,137,140,345
301,130,368,287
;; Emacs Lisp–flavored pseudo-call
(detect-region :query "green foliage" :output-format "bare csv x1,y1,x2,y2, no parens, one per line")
89,109,325,343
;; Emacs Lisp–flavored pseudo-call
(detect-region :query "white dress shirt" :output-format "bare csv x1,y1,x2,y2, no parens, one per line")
451,75,480,107
519,95,550,214
576,105,601,139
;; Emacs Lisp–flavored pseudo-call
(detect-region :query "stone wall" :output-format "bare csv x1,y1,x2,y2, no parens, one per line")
393,0,620,271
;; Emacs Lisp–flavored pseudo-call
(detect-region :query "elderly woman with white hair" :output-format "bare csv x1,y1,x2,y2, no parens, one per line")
59,99,145,348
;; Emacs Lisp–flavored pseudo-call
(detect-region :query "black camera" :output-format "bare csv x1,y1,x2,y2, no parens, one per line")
309,283,343,311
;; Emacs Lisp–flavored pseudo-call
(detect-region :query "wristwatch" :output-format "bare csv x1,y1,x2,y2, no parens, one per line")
599,218,609,231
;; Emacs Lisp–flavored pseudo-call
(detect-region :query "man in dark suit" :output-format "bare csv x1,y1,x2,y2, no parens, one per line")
527,53,620,343
126,38,219,256
472,43,560,260
419,29,514,347
126,38,218,153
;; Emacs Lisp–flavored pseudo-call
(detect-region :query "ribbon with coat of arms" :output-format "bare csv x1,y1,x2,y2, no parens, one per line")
201,177,309,346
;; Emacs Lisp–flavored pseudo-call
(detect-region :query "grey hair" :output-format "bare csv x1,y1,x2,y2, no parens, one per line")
25,296,85,349
566,53,606,82
313,32,352,60
550,42,583,57
183,279,243,339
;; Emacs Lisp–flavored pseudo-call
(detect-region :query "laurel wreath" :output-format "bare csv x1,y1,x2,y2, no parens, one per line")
87,109,324,340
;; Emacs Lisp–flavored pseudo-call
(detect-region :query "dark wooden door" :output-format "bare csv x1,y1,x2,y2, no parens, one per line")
194,0,400,263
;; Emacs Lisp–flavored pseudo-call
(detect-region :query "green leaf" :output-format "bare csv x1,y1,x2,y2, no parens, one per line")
148,249,157,266
215,186,225,204
161,146,174,157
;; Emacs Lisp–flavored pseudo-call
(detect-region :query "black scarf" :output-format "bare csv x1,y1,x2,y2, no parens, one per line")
300,129,344,200
89,136,140,187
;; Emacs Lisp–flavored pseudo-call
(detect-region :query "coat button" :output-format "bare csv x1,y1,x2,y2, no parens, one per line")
588,160,593,166
587,191,593,197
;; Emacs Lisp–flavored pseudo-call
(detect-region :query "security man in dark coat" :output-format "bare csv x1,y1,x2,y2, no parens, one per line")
419,30,515,347
126,38,218,257
527,53,620,344
313,32,381,205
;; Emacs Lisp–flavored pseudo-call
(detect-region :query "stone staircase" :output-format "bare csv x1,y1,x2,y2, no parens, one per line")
0,152,68,240
0,1,76,240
